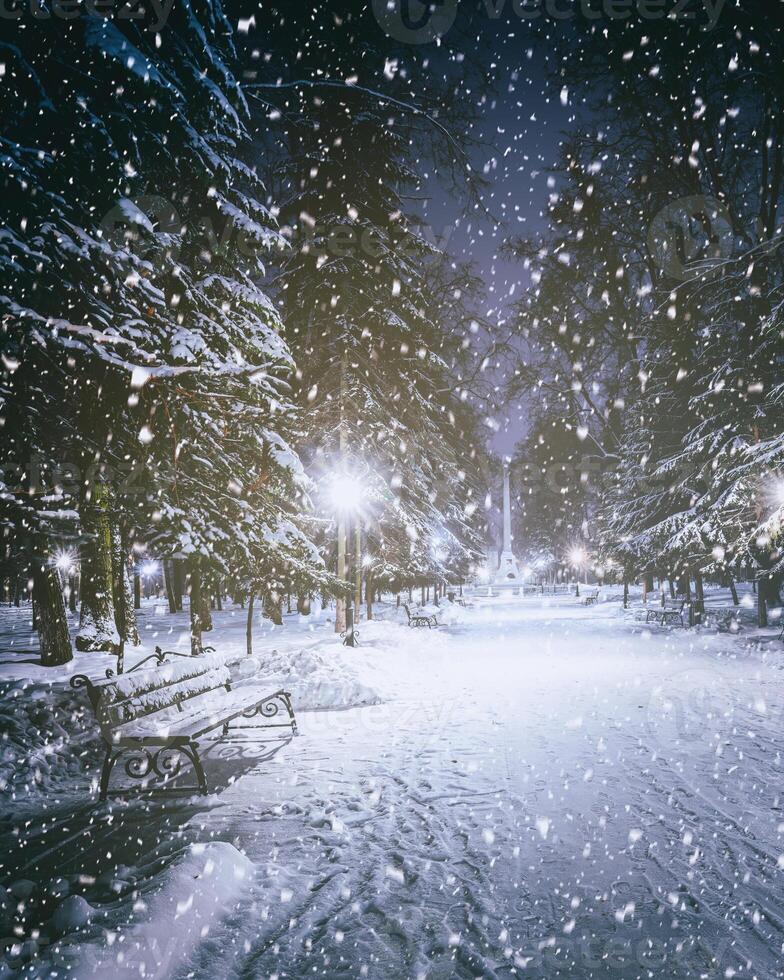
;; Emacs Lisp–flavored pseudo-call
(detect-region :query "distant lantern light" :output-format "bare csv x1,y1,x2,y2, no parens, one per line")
141,561,159,577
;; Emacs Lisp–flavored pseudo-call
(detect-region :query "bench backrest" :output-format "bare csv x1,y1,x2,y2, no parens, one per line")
74,654,231,732
661,598,686,610
402,604,412,620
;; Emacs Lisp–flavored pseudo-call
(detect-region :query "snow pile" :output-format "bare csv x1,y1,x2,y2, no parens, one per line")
231,644,382,711
44,842,254,979
420,597,466,626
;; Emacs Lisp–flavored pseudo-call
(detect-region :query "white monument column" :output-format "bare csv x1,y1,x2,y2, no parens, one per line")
502,468,513,554
495,466,521,584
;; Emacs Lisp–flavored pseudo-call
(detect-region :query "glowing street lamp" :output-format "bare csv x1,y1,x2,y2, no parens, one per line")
328,473,363,515
567,545,590,596
568,545,587,568
52,549,76,573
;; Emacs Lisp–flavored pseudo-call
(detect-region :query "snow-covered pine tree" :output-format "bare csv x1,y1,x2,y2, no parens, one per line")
1,0,331,660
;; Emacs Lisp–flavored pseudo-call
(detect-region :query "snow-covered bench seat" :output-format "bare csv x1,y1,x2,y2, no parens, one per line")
71,650,296,799
645,598,688,627
581,588,599,605
403,603,439,628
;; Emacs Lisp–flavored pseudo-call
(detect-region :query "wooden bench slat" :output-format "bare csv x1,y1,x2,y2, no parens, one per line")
115,684,295,742
99,666,231,728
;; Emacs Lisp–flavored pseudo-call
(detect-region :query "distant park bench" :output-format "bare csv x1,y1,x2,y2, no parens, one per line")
403,603,439,629
645,598,688,628
71,647,296,799
581,588,599,605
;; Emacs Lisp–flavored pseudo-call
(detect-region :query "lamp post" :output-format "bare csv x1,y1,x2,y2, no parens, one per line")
328,473,362,636
568,546,588,598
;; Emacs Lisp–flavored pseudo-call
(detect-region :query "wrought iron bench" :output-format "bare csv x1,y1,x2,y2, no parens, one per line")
581,588,599,605
71,648,296,799
645,598,687,627
403,603,439,628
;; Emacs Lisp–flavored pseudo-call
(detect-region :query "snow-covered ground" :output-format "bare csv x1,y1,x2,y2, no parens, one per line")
3,590,784,978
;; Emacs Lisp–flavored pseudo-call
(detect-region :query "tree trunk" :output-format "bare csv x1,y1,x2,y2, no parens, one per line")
246,591,255,657
111,524,140,646
67,573,78,613
421,585,426,605
263,591,283,625
623,579,629,609
133,571,141,609
76,483,118,652
199,573,213,633
215,583,223,612
728,577,739,605
189,555,204,656
33,563,72,666
297,593,311,615
164,559,177,614
757,578,768,628
174,558,185,610
366,572,373,621
668,579,676,599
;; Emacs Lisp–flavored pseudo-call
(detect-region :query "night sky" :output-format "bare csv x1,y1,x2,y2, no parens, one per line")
237,0,572,455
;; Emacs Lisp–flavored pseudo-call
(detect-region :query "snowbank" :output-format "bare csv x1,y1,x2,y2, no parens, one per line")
230,644,382,711
46,842,254,978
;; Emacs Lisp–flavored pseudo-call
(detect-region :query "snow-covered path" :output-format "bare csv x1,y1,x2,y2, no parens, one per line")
19,596,784,978
124,597,784,980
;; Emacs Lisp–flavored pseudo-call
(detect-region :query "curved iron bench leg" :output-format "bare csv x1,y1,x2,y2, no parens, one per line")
99,746,121,801
181,743,208,795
